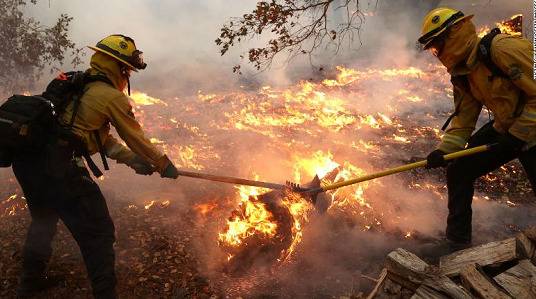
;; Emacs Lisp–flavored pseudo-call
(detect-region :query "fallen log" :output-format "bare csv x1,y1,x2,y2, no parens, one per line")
440,238,525,277
494,259,536,299
459,263,510,299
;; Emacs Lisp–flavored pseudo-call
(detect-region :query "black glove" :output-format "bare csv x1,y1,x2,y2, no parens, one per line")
161,158,179,179
128,155,155,175
425,149,447,169
496,132,525,152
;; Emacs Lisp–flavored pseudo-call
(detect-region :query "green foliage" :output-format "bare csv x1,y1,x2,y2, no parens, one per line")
0,0,80,96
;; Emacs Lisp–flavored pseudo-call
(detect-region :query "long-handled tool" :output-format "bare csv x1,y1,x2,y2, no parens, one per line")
176,169,307,191
302,144,495,201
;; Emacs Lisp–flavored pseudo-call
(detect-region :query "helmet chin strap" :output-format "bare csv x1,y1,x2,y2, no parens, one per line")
119,64,131,95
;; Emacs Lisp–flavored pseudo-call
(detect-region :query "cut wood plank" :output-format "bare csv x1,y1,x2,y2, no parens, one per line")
366,268,388,299
411,276,471,299
411,285,450,299
422,276,472,299
440,238,524,277
494,259,536,299
517,232,536,262
386,248,470,298
459,263,510,299
517,233,535,257
522,226,536,243
386,248,436,288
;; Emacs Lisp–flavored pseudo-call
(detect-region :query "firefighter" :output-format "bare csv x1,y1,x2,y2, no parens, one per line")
418,7,536,256
12,35,180,298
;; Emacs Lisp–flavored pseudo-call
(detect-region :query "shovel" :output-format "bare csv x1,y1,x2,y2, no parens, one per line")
301,144,496,202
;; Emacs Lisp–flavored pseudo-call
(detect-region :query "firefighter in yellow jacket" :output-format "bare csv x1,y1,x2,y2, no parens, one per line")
419,8,536,255
12,35,179,298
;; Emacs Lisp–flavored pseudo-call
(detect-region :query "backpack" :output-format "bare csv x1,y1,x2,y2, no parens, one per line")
441,28,509,131
0,71,112,177
477,28,508,79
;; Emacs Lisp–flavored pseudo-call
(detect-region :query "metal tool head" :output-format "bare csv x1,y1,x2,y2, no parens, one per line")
285,175,323,204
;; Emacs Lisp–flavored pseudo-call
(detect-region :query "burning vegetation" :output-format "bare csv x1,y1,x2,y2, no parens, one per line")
0,10,532,298
127,47,530,295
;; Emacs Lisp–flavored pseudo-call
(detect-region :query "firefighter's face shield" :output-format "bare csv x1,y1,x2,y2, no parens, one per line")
420,29,449,58
130,50,147,70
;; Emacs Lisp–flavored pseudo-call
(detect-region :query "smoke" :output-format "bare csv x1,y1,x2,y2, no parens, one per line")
22,0,532,95
7,0,533,298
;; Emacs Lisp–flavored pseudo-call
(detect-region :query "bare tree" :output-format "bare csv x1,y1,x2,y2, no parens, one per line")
215,0,364,73
0,0,80,96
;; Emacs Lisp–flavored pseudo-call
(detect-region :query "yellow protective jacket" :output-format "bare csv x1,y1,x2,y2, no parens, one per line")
60,52,170,173
436,20,536,153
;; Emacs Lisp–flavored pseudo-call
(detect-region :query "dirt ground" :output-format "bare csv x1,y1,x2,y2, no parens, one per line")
0,180,217,299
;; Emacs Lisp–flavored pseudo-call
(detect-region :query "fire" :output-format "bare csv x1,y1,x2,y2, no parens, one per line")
280,192,313,260
477,25,491,38
143,200,170,210
322,66,424,87
392,134,410,143
218,184,277,247
195,202,218,216
216,149,379,264
1,194,27,217
497,14,522,36
124,60,456,272
200,62,444,267
144,200,156,210
478,14,523,38
130,91,167,106
292,150,339,181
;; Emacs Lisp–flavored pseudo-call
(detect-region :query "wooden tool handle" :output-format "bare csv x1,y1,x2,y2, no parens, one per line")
317,144,493,193
176,170,287,190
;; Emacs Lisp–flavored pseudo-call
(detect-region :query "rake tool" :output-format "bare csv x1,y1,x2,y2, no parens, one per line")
175,169,309,191
301,144,496,202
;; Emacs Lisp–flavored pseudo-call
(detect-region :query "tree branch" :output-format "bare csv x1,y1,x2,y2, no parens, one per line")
215,0,364,74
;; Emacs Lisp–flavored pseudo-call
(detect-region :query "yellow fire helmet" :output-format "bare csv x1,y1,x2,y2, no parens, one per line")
88,34,147,71
418,7,473,49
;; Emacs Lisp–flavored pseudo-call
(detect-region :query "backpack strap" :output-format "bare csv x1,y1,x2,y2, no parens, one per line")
68,71,113,126
84,72,114,86
477,28,526,117
442,75,470,131
93,131,110,171
68,72,114,175
82,150,104,178
477,28,508,80
84,73,113,171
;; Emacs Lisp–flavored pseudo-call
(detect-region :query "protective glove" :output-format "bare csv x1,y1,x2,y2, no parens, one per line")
160,158,179,179
496,132,525,152
425,149,447,169
128,155,155,175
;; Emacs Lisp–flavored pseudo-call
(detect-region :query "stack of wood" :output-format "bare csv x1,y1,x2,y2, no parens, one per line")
367,228,536,299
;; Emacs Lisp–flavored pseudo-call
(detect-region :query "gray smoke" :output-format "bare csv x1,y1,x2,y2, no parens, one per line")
9,1,534,298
